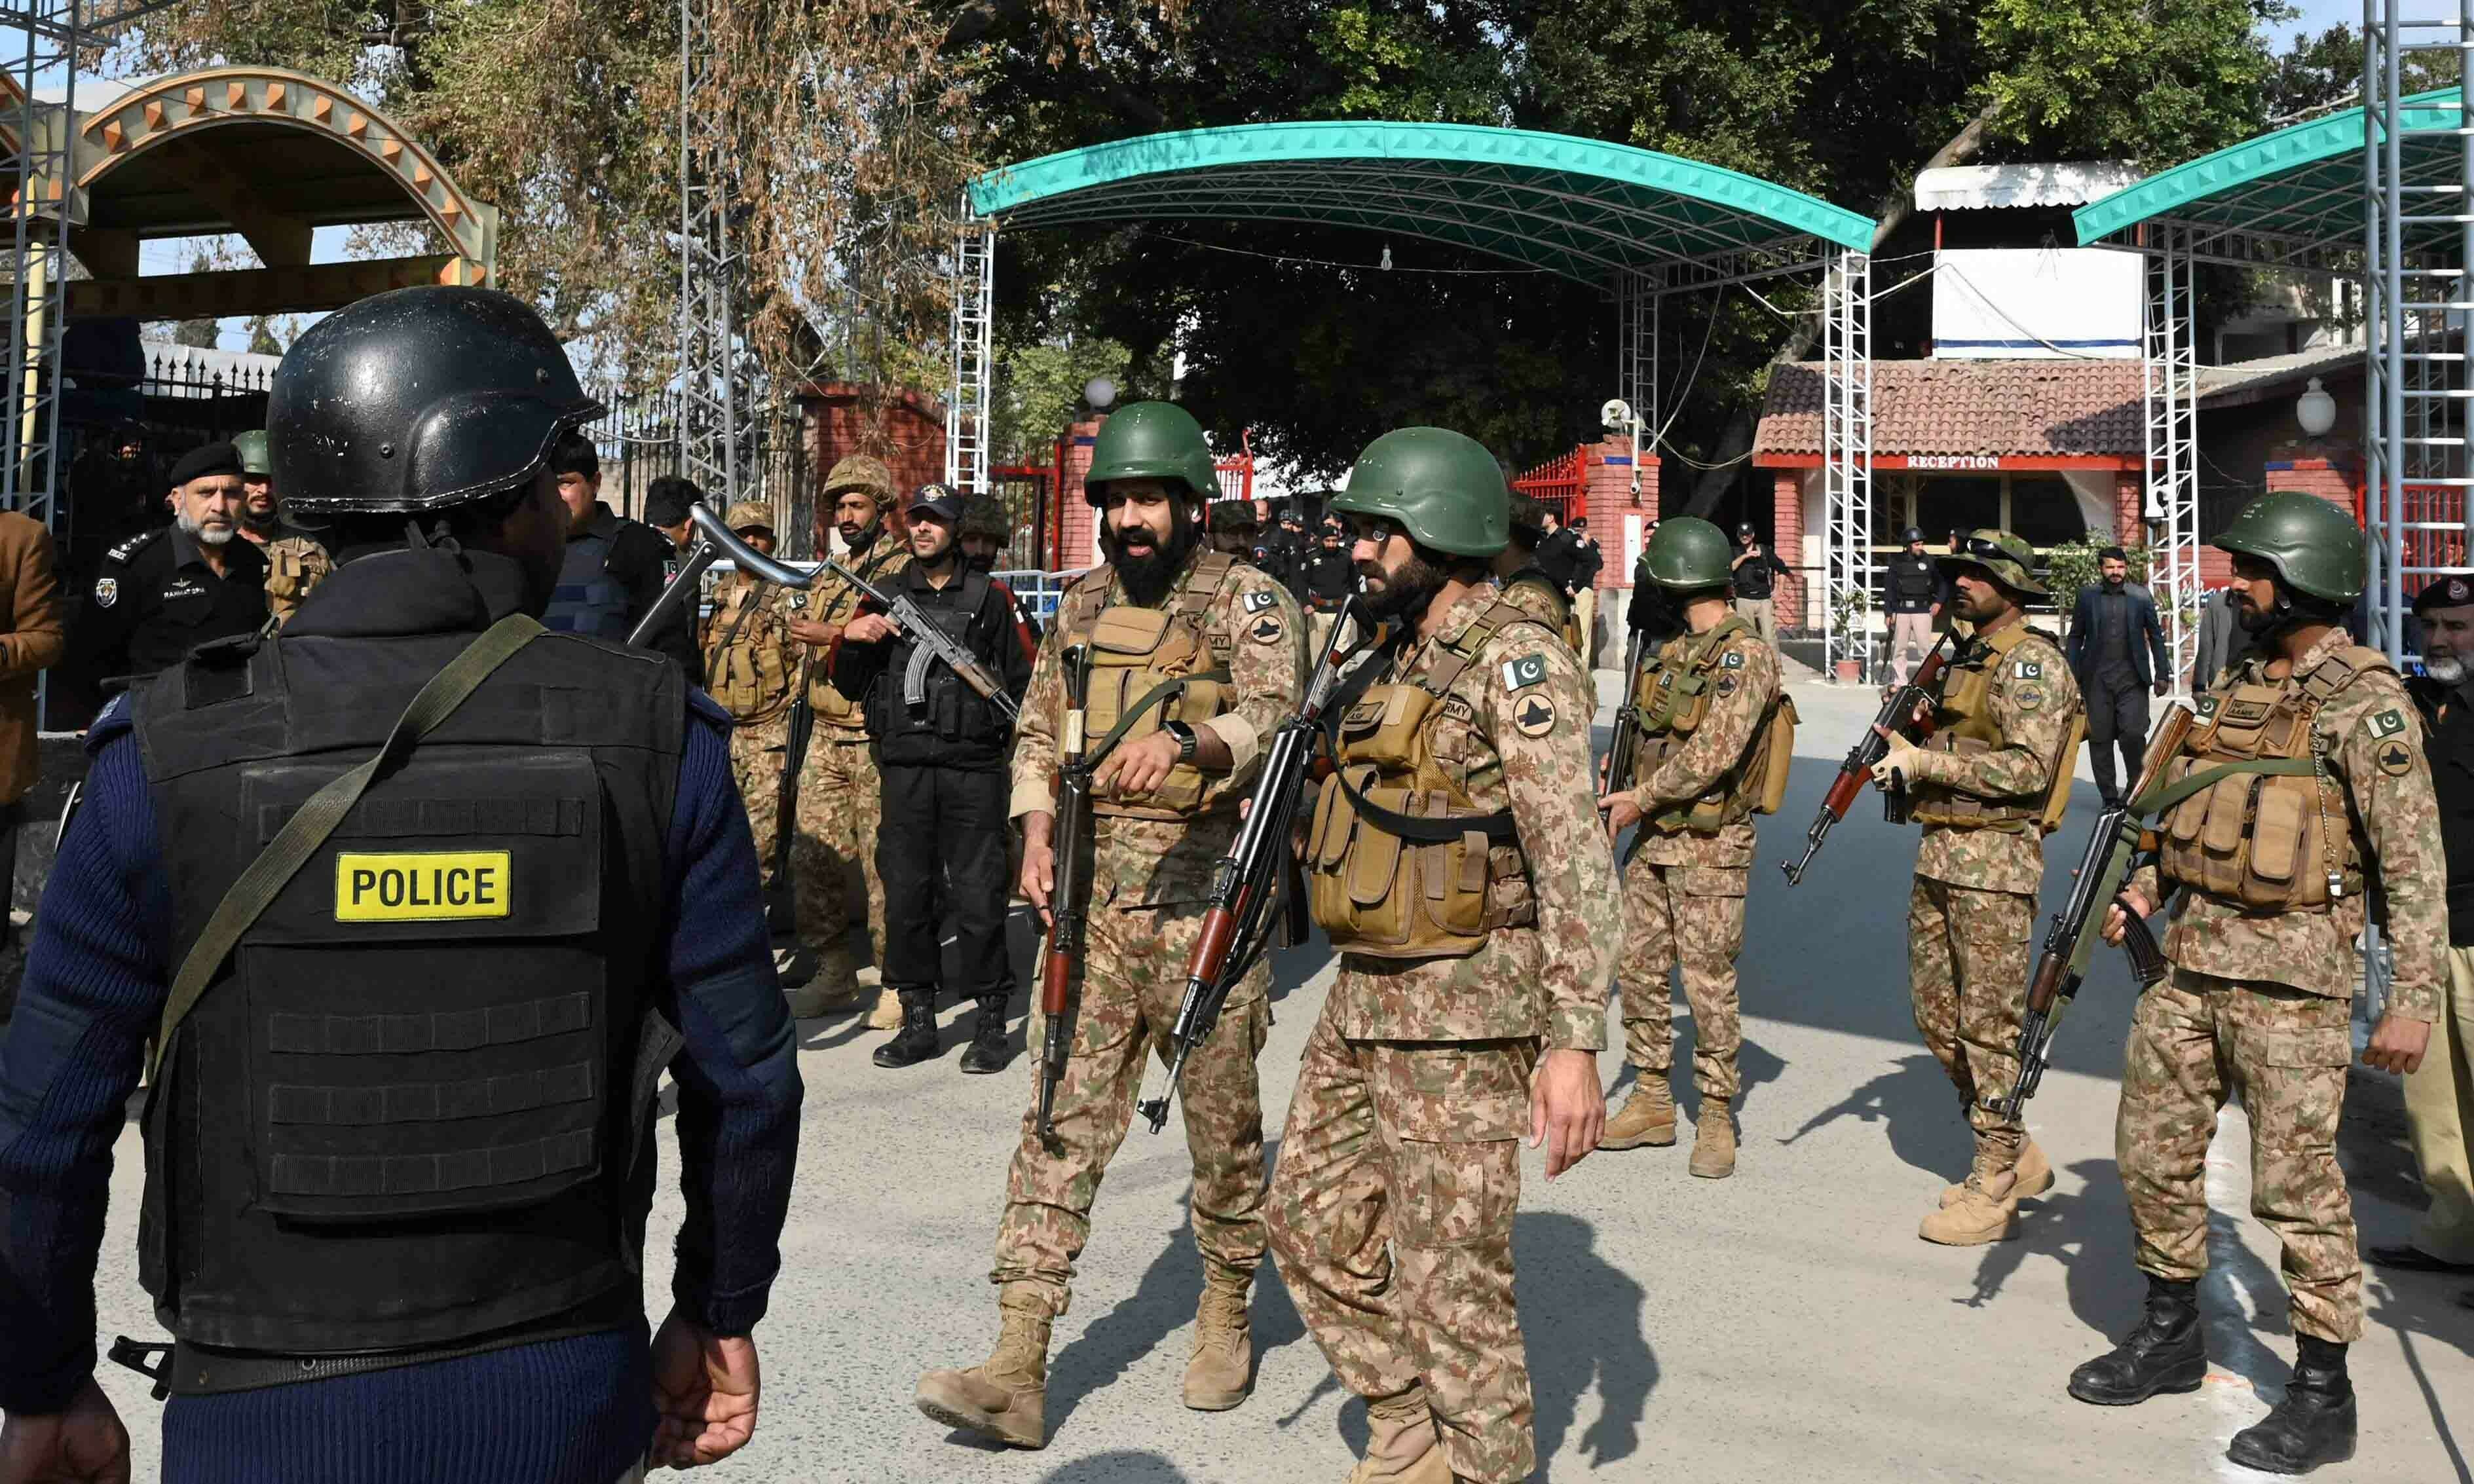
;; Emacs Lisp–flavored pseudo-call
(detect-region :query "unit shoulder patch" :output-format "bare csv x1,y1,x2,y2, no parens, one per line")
1248,614,1284,645
1499,652,1551,692
2377,738,2416,778
92,576,118,608
2015,684,2048,713
1511,692,1558,737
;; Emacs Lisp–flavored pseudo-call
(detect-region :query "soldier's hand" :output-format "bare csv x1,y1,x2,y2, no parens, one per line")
1020,814,1057,925
1598,788,1643,842
2101,888,2155,946
0,1377,130,1484
650,1307,761,1468
1529,1048,1605,1181
2365,1012,2433,1075
785,617,838,648
842,612,899,644
1867,725,1926,788
1095,731,1180,800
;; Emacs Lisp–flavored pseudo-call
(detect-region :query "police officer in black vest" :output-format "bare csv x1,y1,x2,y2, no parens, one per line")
834,483,1035,1072
1883,526,1946,684
0,287,802,1482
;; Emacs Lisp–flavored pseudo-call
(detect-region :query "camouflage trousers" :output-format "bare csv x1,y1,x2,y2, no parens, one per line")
792,734,885,963
2118,967,2361,1343
1617,861,1746,1098
992,824,1270,1316
727,711,793,871
1908,876,2031,1151
1269,1014,1539,1484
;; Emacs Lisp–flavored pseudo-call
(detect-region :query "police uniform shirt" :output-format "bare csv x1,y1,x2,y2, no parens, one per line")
73,522,268,682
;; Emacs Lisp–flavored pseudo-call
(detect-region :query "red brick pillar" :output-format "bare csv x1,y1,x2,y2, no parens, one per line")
1771,468,1805,628
1057,417,1102,569
1584,434,1655,589
2113,471,2143,547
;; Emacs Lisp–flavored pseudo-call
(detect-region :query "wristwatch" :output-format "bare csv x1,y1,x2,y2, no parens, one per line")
1161,719,1199,764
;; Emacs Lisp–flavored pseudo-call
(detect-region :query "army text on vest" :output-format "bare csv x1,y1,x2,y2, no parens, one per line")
130,547,681,1364
1910,623,2080,832
1628,614,1793,832
1057,549,1243,819
807,536,904,733
703,572,799,724
1306,599,1541,960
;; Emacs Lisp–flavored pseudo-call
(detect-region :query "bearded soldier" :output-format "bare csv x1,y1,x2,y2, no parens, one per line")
1269,426,1615,1484
1872,530,2082,1246
914,401,1305,1449
232,429,331,628
2080,494,2441,1476
787,455,906,1020
1598,516,1788,1178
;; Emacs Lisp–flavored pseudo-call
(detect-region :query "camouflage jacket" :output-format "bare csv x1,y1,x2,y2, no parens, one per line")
261,532,332,628
802,534,906,736
700,570,802,724
1324,587,1616,1050
1909,622,2080,896
1629,621,1781,870
2130,628,2445,1017
1493,566,1572,639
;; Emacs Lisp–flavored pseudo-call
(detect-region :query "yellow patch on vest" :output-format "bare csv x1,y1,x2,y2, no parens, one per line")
335,851,514,921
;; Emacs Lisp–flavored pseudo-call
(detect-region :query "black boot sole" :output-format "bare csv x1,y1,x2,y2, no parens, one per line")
2225,1434,2356,1475
874,1039,941,1068
959,1050,1014,1075
2067,1354,2207,1406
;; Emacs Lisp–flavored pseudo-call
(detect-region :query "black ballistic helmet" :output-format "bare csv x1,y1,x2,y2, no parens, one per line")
274,286,606,516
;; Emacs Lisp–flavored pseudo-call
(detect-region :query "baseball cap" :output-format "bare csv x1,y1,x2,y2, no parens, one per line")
907,482,965,523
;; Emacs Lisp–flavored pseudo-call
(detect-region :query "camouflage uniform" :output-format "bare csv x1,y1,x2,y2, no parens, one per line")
792,532,903,969
700,566,802,878
261,533,331,627
993,549,1306,1316
2122,629,2448,1341
1618,618,1782,1100
1269,587,1617,1484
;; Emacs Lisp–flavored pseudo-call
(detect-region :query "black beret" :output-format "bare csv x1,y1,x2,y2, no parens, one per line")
2414,574,2474,614
166,441,244,487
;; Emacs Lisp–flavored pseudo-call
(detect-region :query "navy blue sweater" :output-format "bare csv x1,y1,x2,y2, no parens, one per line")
0,690,800,1484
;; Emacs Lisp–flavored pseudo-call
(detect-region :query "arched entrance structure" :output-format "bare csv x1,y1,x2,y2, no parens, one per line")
950,121,1884,671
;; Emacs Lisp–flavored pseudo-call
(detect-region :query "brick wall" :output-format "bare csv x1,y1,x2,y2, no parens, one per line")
801,383,946,546
1582,435,1657,589
2113,472,2142,546
1058,418,1101,568
1772,468,1806,625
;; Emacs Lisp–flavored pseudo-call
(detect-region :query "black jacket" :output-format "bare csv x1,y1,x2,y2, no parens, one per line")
64,523,267,711
1303,546,1355,606
831,559,1034,770
1731,546,1790,601
2411,675,2474,944
2067,581,2171,688
544,502,702,685
1881,551,1943,615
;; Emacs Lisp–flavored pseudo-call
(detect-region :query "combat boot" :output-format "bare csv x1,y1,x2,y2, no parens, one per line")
863,964,902,1029
1942,1136,2050,1207
2067,1274,2207,1405
1182,1270,1254,1411
2226,1336,2355,1474
1600,1075,1677,1150
1347,1386,1450,1483
872,989,941,1068
915,1286,1051,1448
1689,1095,1736,1179
785,944,863,1018
959,994,1014,1075
1918,1166,2017,1245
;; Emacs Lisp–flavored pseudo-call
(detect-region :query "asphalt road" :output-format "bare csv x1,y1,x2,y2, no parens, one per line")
82,662,2474,1483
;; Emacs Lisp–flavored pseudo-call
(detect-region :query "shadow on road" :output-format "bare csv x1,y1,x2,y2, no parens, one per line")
1774,1052,1973,1185
1036,1452,1192,1483
1519,1211,1657,1478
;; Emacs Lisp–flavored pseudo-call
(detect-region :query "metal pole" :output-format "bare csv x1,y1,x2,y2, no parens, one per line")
2385,0,2407,661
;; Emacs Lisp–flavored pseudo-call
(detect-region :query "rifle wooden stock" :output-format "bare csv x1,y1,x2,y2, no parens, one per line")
1782,634,1951,885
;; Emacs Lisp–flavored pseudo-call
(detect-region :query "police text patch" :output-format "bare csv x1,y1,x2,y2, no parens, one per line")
1243,589,1278,614
336,851,513,922
1500,653,1550,692
2367,707,2408,741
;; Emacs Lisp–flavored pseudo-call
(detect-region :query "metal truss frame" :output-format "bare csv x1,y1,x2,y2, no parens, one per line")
945,208,994,496
2141,223,2203,688
676,0,740,506
2,0,78,534
1821,252,1873,677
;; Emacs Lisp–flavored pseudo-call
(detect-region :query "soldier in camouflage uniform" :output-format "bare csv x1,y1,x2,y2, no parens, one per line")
1598,517,1788,1179
914,402,1305,1450
2076,493,2441,1476
1873,530,2082,1246
788,455,905,1020
1268,426,1616,1484
232,429,331,627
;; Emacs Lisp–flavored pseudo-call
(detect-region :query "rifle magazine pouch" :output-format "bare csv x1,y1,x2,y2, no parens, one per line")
2158,667,2367,911
1078,596,1225,817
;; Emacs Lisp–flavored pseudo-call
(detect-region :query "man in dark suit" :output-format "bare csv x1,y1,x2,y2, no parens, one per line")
2066,546,2170,807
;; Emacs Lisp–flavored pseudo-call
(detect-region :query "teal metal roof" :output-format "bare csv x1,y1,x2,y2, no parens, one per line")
2076,88,2464,250
968,121,1877,284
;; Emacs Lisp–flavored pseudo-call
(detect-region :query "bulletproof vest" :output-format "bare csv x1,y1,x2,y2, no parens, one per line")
542,530,631,642
130,610,680,1358
868,566,1004,748
1629,614,1777,833
2155,645,2386,912
702,572,798,724
1892,555,1939,604
1909,623,2075,832
1305,599,1539,960
808,536,902,733
1059,551,1240,820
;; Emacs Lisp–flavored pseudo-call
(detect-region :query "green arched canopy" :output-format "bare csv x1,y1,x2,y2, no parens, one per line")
968,121,1876,284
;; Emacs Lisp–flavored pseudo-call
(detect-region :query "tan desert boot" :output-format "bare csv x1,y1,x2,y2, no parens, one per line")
1599,1076,1677,1150
915,1286,1052,1448
1940,1136,2050,1208
1182,1271,1254,1411
1347,1388,1451,1484
1919,1166,2020,1246
1689,1095,1736,1179
864,968,904,1030
786,944,864,1018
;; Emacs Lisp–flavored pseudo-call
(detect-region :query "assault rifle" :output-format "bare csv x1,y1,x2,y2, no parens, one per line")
1138,596,1366,1134
1600,639,1652,800
1037,644,1098,1143
1987,705,2191,1121
1781,633,1952,885
822,557,1020,724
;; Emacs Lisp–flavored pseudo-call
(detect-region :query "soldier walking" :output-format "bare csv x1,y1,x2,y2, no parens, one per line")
1598,517,1789,1178
2080,493,2441,1475
914,402,1305,1449
1269,426,1616,1484
1873,530,2082,1245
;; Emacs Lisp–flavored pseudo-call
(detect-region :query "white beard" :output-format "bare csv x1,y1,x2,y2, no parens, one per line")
2427,652,2466,686
177,510,234,546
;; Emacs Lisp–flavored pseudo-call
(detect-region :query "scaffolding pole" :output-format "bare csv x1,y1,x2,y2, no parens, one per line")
946,209,994,496
1822,251,1873,678
677,0,740,508
2141,222,2202,688
3,0,74,536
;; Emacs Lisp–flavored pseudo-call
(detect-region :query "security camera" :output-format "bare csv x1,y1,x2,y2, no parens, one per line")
1600,398,1634,432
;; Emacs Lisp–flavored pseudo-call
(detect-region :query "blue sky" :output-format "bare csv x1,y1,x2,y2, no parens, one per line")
2280,0,2368,44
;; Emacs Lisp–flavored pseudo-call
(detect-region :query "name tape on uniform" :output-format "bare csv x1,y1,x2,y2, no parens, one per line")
335,851,513,922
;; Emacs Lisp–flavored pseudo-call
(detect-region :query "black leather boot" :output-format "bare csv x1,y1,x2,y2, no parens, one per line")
959,995,1014,1075
2068,1275,2207,1405
872,989,941,1068
2226,1336,2356,1474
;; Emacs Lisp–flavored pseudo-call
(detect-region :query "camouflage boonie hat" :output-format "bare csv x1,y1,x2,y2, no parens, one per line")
822,454,895,505
724,500,775,534
1208,497,1260,533
1936,528,2047,597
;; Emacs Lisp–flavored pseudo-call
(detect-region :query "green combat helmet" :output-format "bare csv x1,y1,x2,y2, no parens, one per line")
1936,528,2048,597
1641,515,1734,590
233,429,272,477
1085,401,1221,503
1330,426,1509,557
2213,489,2365,605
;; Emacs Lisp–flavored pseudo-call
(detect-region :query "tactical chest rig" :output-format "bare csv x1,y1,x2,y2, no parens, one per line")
2152,646,2387,912
871,566,1004,745
1628,614,1796,832
703,573,797,724
1911,623,2081,834
1307,600,1541,959
809,539,902,731
1057,551,1241,819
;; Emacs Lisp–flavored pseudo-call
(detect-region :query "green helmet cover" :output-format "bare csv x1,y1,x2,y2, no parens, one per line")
1936,528,2047,597
1643,515,1734,590
1330,426,1509,558
2213,490,2365,604
1085,401,1221,504
233,429,272,476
